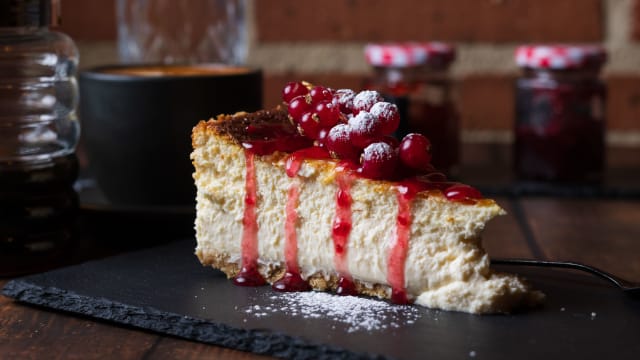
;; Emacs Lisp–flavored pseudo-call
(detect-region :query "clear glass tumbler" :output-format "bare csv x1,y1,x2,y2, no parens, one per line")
116,0,248,65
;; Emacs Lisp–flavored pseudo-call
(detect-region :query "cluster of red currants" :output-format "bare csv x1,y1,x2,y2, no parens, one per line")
282,81,435,180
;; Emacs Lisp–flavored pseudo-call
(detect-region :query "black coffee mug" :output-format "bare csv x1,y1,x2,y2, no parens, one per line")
79,64,262,208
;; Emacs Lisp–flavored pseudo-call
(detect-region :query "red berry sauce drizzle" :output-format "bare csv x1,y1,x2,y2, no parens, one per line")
387,184,414,304
274,147,332,291
235,81,484,303
233,151,266,286
332,172,357,296
272,181,311,292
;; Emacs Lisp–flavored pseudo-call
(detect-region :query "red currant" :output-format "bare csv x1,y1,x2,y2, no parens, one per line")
348,111,380,148
297,112,322,140
326,124,360,162
282,81,309,103
309,86,333,104
314,101,341,128
353,90,384,114
333,89,356,114
288,95,311,123
360,142,398,180
315,127,330,147
369,102,400,135
399,133,432,172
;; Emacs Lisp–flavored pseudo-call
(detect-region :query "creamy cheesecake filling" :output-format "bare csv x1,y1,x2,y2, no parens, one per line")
192,122,544,314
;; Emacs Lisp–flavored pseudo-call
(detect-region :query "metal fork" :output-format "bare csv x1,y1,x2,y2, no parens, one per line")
491,258,640,299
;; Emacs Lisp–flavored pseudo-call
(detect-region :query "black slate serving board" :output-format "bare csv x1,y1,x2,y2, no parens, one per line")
3,239,640,359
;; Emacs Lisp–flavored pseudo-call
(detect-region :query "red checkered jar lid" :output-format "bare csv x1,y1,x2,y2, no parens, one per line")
515,45,607,70
365,42,456,67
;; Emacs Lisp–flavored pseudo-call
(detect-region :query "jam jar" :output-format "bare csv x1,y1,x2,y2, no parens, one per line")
364,42,459,176
514,45,607,183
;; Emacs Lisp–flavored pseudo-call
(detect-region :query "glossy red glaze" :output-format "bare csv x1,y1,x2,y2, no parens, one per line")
336,276,357,296
242,135,312,156
391,288,411,305
272,271,311,292
285,147,331,178
444,184,483,203
233,265,266,287
243,118,313,156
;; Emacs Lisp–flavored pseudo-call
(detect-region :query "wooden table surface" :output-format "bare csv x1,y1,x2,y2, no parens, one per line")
2,145,640,359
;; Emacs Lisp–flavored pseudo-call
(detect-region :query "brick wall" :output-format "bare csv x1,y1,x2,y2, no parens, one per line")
57,0,640,143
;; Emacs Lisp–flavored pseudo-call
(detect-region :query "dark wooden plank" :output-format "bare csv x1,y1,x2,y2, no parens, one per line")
148,337,273,360
0,280,9,305
521,197,640,280
482,196,534,258
0,297,158,359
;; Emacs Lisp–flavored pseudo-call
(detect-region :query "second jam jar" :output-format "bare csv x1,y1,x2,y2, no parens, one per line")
364,42,460,176
514,44,607,183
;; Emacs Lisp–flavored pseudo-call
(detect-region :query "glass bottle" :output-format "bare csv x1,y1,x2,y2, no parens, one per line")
364,42,459,176
0,0,80,275
514,45,606,183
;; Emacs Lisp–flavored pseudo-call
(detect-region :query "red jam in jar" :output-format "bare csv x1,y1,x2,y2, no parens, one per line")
364,42,460,176
514,45,607,183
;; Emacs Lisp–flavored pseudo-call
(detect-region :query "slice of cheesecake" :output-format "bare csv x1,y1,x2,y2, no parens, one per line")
191,84,543,314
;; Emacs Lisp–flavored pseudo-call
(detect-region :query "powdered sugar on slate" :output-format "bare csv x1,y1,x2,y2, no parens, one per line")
244,291,422,333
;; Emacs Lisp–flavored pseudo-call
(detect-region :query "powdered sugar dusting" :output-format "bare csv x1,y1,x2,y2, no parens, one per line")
353,90,383,112
334,88,356,113
370,101,398,120
244,291,422,333
348,111,377,133
364,142,395,160
328,123,351,141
